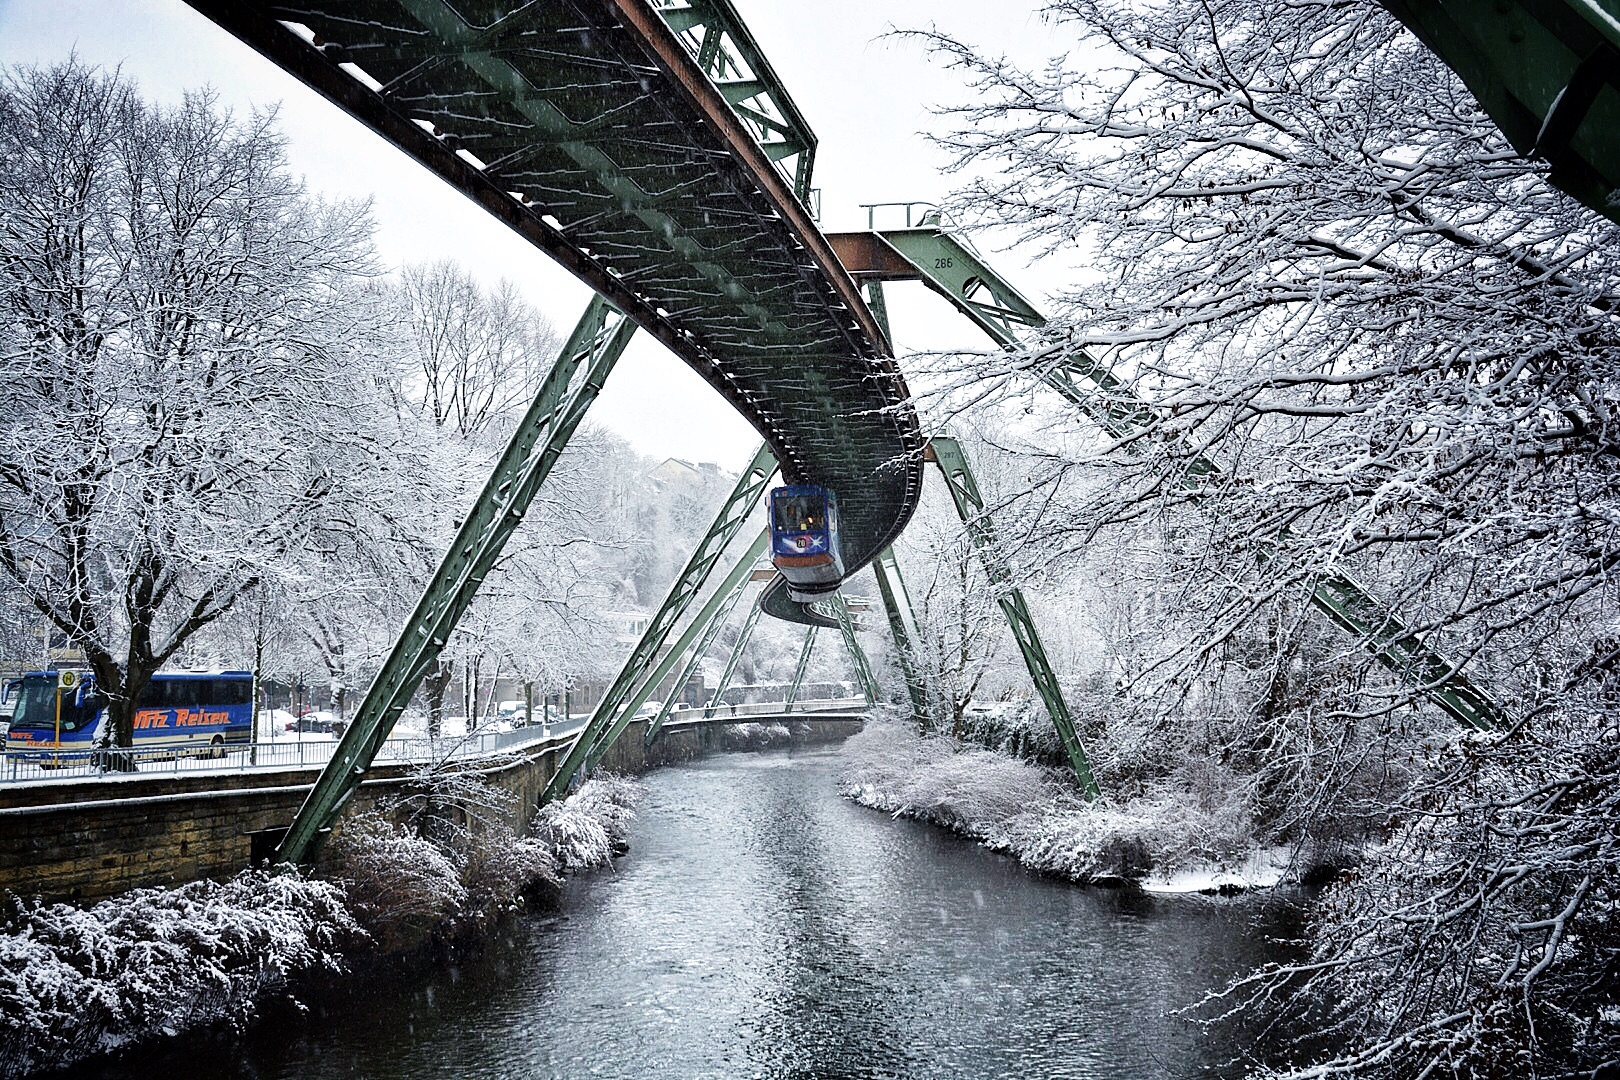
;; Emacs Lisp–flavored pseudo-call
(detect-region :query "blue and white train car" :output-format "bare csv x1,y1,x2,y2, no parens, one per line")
769,484,845,600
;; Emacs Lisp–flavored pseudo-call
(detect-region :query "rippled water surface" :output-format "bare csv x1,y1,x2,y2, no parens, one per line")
83,743,1302,1079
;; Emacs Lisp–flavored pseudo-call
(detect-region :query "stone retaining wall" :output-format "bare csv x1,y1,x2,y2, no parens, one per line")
0,717,862,903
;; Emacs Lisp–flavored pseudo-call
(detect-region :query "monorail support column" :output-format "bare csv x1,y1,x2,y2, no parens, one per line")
542,442,777,801
705,598,765,718
579,529,770,776
277,295,638,864
830,594,881,707
783,627,818,714
871,546,928,725
852,225,1501,730
643,564,761,747
928,436,1102,801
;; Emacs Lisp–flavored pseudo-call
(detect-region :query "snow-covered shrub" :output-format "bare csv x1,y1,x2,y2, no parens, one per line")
533,775,640,873
842,721,1263,884
0,870,356,1078
322,813,467,952
719,722,794,751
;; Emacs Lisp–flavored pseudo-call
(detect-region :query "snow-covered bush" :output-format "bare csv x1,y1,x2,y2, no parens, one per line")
322,813,468,952
533,774,640,874
0,870,357,1078
719,722,794,751
841,722,1260,884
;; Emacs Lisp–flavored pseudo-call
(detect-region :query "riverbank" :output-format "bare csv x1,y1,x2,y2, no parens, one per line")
50,744,1306,1079
839,721,1305,891
0,774,638,1080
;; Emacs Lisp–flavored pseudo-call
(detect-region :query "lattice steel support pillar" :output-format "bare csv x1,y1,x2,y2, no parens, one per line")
706,597,765,717
929,436,1101,800
541,441,776,802
783,627,818,713
581,529,770,774
830,593,881,706
871,546,928,724
277,295,637,864
643,562,760,747
851,225,1502,730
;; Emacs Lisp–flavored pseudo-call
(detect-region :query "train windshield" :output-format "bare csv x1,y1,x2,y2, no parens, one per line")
773,493,824,532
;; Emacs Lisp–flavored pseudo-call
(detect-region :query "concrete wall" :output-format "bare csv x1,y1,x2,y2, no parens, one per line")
0,717,862,904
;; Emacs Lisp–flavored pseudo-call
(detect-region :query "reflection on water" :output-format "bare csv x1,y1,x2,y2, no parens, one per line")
73,745,1303,1079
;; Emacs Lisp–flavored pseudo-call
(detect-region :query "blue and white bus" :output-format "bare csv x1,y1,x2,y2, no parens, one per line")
3,670,254,763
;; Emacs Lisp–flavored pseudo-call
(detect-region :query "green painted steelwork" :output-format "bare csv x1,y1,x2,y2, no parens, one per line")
653,0,818,205
783,627,819,713
930,437,1102,800
642,560,760,747
834,225,1503,732
542,445,776,801
705,597,765,717
184,0,925,639
830,594,882,706
871,546,929,723
277,296,636,863
1381,0,1620,225
579,529,770,775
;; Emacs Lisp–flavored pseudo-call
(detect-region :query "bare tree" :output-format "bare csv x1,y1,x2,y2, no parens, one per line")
0,61,389,751
910,0,1620,1072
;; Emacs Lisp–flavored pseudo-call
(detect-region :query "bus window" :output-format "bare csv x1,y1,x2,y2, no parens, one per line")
8,678,60,730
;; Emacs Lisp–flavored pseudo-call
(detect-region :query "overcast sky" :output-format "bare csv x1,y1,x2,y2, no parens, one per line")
0,0,1073,471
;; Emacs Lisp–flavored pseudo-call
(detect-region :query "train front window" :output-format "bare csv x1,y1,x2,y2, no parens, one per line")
774,494,822,532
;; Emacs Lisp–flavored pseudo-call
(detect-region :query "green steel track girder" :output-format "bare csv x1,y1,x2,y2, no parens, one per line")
706,596,766,717
830,594,882,706
784,627,819,713
579,529,770,775
277,295,636,864
1380,0,1620,226
653,0,819,205
642,560,761,746
929,436,1102,800
542,444,776,800
832,225,1504,732
871,546,929,723
185,0,926,636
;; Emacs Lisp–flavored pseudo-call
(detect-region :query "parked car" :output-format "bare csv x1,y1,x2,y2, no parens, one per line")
296,710,345,735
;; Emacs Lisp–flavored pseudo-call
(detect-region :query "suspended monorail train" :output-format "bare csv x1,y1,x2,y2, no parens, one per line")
769,484,844,600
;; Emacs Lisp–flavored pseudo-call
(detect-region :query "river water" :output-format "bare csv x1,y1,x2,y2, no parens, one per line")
81,743,1303,1079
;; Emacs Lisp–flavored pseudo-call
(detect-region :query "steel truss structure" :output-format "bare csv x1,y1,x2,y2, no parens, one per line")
278,295,635,863
828,221,1503,732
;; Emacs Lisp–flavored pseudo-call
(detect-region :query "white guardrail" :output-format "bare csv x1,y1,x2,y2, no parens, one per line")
0,698,868,786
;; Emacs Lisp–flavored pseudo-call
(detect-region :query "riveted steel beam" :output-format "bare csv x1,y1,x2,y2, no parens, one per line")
830,594,882,706
579,528,770,775
871,546,928,725
643,557,761,746
276,295,636,864
542,444,775,800
706,595,765,717
1380,0,1620,225
784,627,819,713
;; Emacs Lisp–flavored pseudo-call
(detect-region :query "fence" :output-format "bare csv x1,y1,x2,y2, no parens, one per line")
0,698,868,786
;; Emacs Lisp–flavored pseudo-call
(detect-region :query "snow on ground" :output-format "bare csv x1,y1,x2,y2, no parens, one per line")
840,721,1291,893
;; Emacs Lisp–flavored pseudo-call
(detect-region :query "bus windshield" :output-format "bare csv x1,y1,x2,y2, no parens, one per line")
9,677,60,730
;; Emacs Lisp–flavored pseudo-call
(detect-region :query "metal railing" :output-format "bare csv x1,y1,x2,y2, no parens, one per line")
0,699,868,786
